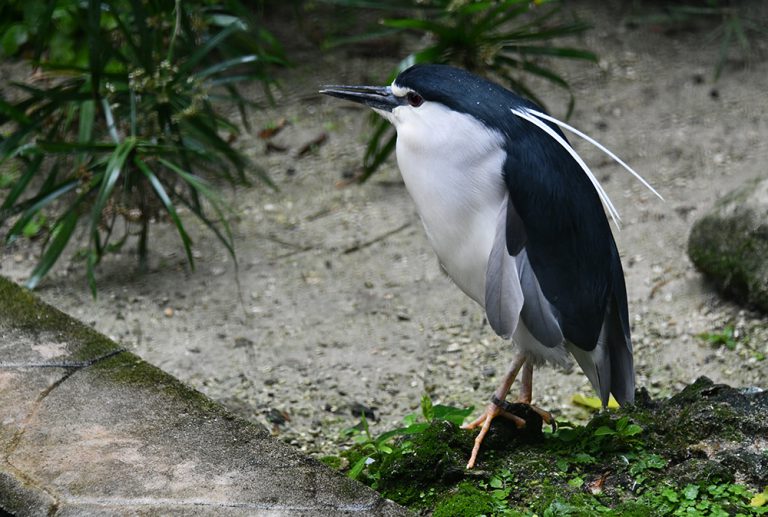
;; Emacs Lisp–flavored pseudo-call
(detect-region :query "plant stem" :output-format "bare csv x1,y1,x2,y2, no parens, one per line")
167,0,182,63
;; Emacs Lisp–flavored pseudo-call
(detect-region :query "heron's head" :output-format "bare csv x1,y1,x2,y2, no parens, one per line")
320,64,517,149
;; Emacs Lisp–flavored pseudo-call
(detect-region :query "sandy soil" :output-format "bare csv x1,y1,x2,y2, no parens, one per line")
2,4,767,457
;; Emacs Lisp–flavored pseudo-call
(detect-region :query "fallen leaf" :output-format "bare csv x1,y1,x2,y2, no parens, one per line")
258,117,288,139
750,490,767,507
587,471,609,495
266,142,288,153
297,133,328,157
572,393,620,410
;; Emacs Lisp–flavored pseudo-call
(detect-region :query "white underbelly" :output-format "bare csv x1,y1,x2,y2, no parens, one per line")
396,137,507,305
422,201,500,305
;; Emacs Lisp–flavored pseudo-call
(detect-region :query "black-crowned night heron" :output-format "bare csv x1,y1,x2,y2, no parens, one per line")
320,64,661,468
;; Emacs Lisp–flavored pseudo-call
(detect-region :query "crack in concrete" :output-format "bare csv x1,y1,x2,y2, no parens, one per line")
2,348,127,515
0,348,126,369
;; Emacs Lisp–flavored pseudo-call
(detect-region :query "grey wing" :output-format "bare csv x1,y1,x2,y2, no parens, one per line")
516,250,564,348
485,196,564,348
485,197,523,339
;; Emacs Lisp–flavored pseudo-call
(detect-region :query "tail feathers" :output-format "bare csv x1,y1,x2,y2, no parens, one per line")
567,295,634,406
601,294,634,405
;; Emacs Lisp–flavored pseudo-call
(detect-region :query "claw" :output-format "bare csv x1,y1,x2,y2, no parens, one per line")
528,405,557,432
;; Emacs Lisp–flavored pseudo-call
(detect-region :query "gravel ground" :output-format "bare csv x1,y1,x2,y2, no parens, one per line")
2,4,767,458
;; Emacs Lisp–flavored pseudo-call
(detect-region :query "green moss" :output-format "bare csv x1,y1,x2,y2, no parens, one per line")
611,500,657,516
319,455,342,470
376,420,473,505
380,484,426,508
657,380,745,447
378,421,471,488
538,497,607,517
688,180,768,313
0,277,231,421
433,482,495,517
666,458,735,486
0,276,119,361
96,353,222,413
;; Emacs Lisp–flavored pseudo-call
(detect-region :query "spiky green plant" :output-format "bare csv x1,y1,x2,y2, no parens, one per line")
0,0,284,294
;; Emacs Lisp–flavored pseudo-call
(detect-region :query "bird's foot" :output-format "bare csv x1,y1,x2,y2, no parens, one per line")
461,401,526,469
495,394,557,431
461,397,557,469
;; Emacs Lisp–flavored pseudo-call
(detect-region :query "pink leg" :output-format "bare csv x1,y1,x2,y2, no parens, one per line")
518,362,556,428
461,354,527,469
519,362,534,403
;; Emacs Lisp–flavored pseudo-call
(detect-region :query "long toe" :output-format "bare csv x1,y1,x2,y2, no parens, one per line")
462,403,527,469
528,404,557,431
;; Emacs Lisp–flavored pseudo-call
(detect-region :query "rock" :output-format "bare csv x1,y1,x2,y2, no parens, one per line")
234,337,254,348
688,177,768,313
377,420,472,505
352,377,767,515
266,407,289,425
350,402,377,421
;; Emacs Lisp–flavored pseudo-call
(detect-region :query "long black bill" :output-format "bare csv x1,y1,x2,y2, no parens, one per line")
319,85,401,112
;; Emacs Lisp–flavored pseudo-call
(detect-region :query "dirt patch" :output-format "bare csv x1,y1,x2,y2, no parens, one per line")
1,4,767,458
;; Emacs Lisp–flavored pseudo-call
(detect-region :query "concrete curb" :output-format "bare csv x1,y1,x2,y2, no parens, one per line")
0,277,408,516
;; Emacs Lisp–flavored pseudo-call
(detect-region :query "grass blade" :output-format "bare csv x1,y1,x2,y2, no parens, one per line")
6,179,79,244
90,138,135,253
135,157,194,268
362,119,396,180
101,98,120,143
77,100,95,168
26,208,79,290
178,23,240,75
1,155,43,214
0,97,32,125
383,18,452,39
194,55,261,81
158,157,236,260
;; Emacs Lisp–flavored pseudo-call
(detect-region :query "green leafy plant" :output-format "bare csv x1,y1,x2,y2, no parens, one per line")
593,415,643,441
325,0,597,180
0,1,90,63
0,0,284,294
341,395,473,485
640,482,767,516
699,325,739,350
626,451,668,488
546,415,644,457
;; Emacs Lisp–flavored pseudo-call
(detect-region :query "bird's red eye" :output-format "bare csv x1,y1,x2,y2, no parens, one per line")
407,92,424,107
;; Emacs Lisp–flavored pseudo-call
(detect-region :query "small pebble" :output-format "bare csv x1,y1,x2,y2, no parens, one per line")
446,342,461,353
482,366,496,378
350,402,377,421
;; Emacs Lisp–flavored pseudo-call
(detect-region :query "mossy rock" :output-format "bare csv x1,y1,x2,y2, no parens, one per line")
376,407,545,506
356,377,767,515
377,420,473,504
688,177,768,313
